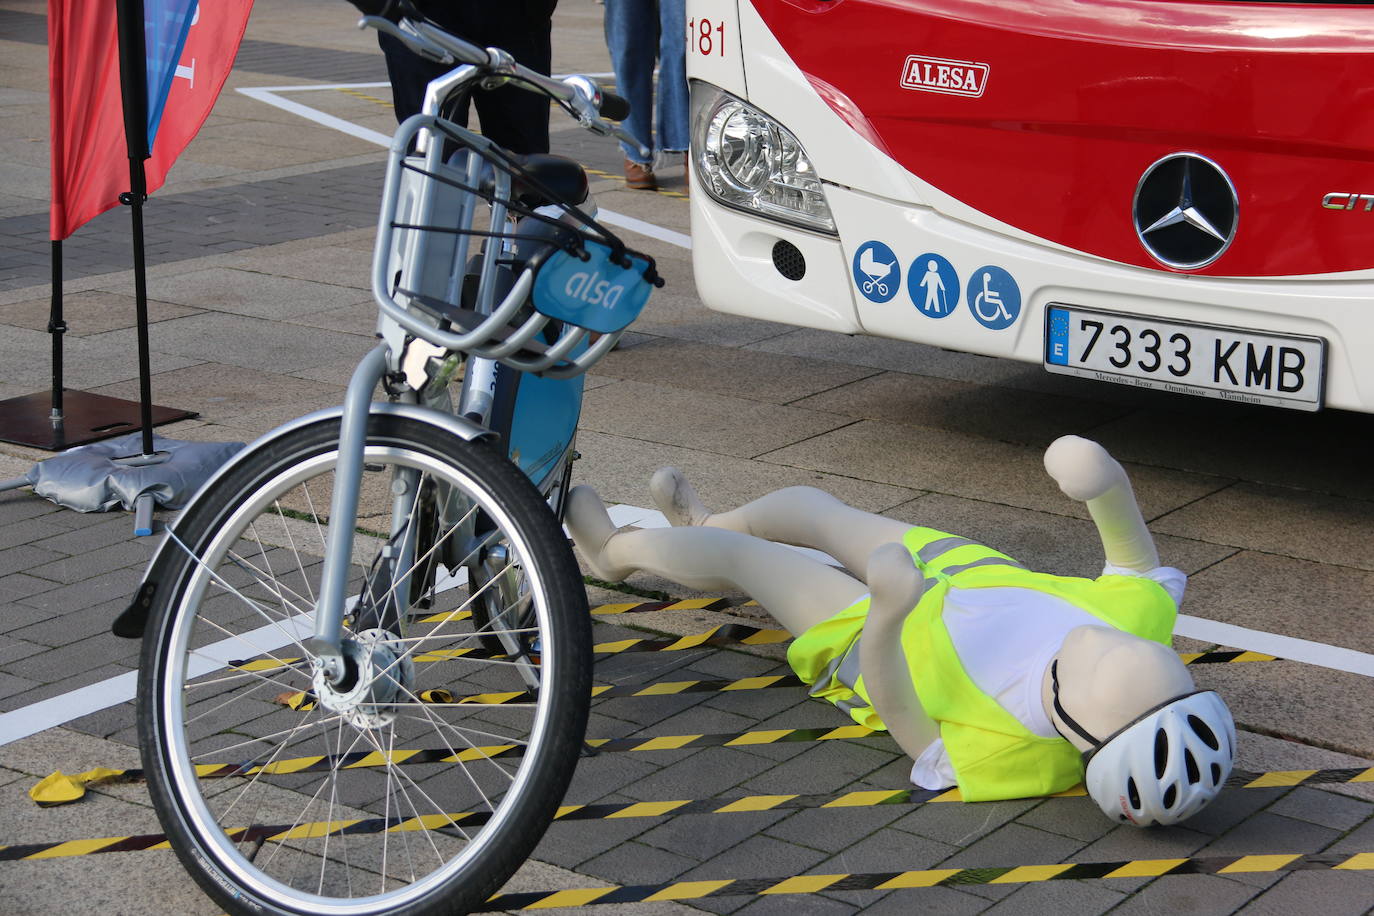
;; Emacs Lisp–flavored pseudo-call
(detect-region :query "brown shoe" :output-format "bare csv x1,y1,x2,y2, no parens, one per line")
683,152,689,191
624,158,657,190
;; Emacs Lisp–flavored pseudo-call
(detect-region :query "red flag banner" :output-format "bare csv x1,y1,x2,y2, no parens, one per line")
48,0,254,241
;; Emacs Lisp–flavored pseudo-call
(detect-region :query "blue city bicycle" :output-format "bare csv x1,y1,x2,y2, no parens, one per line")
115,8,660,914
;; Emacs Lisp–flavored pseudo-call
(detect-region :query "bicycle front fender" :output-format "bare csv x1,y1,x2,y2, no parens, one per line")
111,402,494,639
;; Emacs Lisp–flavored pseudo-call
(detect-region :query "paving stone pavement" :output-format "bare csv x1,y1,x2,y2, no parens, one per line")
2,1,1374,915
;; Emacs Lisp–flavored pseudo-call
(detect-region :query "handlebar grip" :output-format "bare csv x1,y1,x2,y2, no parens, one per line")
598,91,631,122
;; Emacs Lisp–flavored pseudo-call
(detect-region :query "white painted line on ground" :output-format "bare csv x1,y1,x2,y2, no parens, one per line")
237,86,393,146
595,209,692,250
235,84,692,251
1175,614,1374,677
0,613,313,748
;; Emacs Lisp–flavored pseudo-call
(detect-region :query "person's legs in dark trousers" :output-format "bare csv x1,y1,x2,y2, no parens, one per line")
378,0,556,156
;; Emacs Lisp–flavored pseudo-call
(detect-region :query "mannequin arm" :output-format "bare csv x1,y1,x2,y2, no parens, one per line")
859,543,940,760
1043,435,1159,573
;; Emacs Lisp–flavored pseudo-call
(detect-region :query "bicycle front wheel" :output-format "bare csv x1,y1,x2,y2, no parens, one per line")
137,414,591,916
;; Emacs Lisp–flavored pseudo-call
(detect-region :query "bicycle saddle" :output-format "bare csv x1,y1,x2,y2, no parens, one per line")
511,153,589,209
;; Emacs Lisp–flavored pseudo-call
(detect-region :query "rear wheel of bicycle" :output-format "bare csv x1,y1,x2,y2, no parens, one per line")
137,413,591,916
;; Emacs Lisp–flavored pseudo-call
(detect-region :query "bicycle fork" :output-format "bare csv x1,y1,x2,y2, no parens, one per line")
309,344,390,683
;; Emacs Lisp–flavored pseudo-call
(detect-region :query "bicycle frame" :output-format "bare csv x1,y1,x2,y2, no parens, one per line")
307,43,647,678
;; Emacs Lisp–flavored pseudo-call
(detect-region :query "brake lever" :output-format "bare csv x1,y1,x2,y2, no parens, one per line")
359,15,455,65
561,76,651,160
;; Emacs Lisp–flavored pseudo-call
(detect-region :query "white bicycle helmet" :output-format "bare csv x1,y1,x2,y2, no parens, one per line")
1052,662,1236,826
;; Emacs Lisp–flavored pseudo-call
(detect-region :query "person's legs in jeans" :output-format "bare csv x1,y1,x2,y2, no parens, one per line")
605,0,658,186
655,0,689,156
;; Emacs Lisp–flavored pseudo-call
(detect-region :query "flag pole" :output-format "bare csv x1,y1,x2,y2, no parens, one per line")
115,0,156,458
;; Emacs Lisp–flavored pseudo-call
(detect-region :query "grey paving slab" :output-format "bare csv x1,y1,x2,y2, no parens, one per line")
622,747,779,802
89,361,346,429
757,419,1230,521
736,741,898,797
1,628,138,683
580,379,853,460
978,879,1126,916
1196,811,1342,867
0,290,202,337
638,810,790,863
1265,787,1374,833
730,894,857,915
1184,551,1374,653
118,309,375,373
1191,660,1374,761
1236,870,1374,916
858,885,991,915
7,597,135,649
677,835,832,915
577,839,700,885
137,267,372,319
0,633,44,665
1089,404,1374,502
572,428,918,517
1153,483,1374,572
15,564,143,616
1111,873,1260,916
595,337,880,406
0,544,65,578
21,539,151,585
0,574,60,605
790,370,1131,449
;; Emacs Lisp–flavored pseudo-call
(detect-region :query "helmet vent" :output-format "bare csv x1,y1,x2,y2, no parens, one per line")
1163,784,1178,809
1153,729,1169,779
1211,763,1223,786
1184,749,1200,785
1188,714,1220,750
1127,777,1141,810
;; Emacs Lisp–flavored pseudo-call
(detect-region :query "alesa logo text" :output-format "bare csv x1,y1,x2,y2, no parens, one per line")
899,55,989,98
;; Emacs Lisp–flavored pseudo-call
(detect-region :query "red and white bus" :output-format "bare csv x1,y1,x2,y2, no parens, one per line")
686,0,1374,412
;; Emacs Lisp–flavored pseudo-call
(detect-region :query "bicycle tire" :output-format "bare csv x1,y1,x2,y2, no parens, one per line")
137,413,591,916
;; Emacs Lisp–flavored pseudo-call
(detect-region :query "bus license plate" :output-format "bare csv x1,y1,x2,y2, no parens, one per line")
1044,304,1326,411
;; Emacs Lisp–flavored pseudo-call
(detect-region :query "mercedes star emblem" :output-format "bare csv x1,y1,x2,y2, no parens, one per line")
1133,153,1238,269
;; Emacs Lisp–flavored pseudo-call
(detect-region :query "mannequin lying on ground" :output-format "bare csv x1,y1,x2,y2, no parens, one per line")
566,435,1235,826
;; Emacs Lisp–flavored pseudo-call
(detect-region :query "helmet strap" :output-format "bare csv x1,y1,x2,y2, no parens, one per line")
1050,659,1103,752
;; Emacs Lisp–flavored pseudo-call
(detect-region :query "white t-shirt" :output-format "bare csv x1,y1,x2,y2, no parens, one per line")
909,565,1186,789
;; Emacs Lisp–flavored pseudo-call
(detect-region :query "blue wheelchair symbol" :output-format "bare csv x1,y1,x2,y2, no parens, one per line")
967,265,1021,330
852,241,900,303
908,253,959,318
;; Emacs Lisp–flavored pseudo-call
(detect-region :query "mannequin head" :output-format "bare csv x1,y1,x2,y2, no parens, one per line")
1043,626,1236,826
1042,626,1194,752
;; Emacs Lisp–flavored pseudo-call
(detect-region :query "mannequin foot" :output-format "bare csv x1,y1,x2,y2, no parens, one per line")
649,467,712,527
564,485,636,582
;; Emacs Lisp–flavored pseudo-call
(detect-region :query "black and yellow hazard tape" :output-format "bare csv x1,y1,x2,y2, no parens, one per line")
273,672,809,712
230,622,792,673
479,853,1374,910
231,619,1275,674
409,597,733,626
10,766,1372,861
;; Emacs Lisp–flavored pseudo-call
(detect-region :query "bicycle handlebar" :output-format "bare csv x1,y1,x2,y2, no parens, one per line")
351,4,646,157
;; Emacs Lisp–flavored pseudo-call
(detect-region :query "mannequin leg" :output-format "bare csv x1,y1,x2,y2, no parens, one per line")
566,486,866,634
650,469,909,577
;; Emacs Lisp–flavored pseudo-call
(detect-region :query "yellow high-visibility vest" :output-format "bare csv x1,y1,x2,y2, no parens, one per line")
787,526,1177,801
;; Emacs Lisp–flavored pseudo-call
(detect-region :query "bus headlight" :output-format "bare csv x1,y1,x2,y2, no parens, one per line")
692,83,835,234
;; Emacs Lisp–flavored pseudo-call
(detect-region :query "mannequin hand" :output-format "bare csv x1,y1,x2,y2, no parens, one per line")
1044,435,1127,502
1044,436,1160,573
